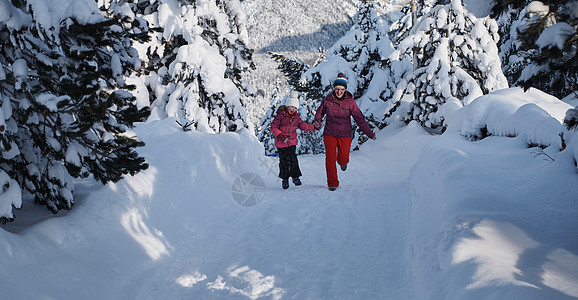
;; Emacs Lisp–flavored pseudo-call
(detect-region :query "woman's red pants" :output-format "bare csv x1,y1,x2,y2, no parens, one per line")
323,135,352,187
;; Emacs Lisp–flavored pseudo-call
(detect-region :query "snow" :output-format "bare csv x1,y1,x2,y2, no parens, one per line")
26,0,103,40
536,23,576,51
407,126,578,299
1,0,578,298
462,0,495,17
0,0,31,29
1,86,577,298
527,1,550,18
35,94,69,112
11,58,27,76
447,87,572,147
0,170,21,220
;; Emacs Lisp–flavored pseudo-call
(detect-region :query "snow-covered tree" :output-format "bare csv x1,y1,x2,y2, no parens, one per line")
515,1,577,99
564,106,578,131
494,0,577,99
257,83,283,155
387,0,508,130
122,0,255,133
265,1,401,152
257,53,324,155
494,0,530,87
0,0,150,222
333,0,403,148
389,0,438,44
331,0,387,99
256,52,324,155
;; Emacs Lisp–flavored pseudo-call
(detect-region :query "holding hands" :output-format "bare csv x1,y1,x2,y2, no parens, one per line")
276,133,289,143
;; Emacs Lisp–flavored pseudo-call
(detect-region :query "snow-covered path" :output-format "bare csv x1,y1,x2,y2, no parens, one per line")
124,120,421,299
243,154,413,299
1,118,421,300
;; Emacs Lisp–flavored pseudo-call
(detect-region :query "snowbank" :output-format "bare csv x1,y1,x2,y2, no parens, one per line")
446,87,572,149
407,129,578,299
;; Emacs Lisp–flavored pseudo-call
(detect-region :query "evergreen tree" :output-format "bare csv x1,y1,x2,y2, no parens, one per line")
269,52,327,155
389,0,438,45
328,0,399,148
264,1,401,152
515,1,577,99
256,82,283,155
258,53,325,155
0,0,28,222
386,0,508,130
494,0,577,99
331,0,384,99
494,0,529,87
0,0,150,222
126,0,255,133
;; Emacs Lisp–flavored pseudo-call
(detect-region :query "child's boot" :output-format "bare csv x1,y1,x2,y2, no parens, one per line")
292,177,302,186
282,179,289,189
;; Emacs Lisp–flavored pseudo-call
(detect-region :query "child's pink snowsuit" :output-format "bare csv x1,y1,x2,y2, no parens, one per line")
271,107,315,148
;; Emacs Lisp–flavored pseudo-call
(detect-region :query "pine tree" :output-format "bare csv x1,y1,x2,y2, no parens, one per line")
494,0,577,99
335,0,402,148
267,1,400,151
0,0,150,222
258,53,325,155
387,0,508,130
330,0,382,99
0,1,27,222
257,83,283,155
494,1,528,87
127,0,255,133
389,0,438,45
270,52,326,155
515,1,577,99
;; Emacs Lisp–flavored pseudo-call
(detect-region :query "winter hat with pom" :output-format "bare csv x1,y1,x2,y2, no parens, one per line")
285,91,300,109
333,73,348,89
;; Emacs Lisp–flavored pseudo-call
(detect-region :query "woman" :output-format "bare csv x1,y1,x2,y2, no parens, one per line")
314,73,376,191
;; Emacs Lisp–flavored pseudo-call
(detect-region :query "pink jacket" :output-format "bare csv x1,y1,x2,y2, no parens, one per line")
271,107,316,148
314,91,375,139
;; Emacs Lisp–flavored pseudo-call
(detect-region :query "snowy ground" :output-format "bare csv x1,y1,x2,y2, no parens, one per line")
2,88,577,299
1,118,419,299
1,0,578,298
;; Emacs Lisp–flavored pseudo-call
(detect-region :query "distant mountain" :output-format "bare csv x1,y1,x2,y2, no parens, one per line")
241,0,360,124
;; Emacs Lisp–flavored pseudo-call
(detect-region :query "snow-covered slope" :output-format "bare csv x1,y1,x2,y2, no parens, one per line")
241,0,360,125
1,0,577,299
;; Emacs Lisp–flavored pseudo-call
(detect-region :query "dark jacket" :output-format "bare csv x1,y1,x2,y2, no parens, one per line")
314,91,375,139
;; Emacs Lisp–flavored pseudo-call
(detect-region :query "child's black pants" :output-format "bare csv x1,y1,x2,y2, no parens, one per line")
277,145,302,180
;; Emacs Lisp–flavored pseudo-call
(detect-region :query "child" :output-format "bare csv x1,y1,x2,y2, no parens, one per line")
271,92,319,189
